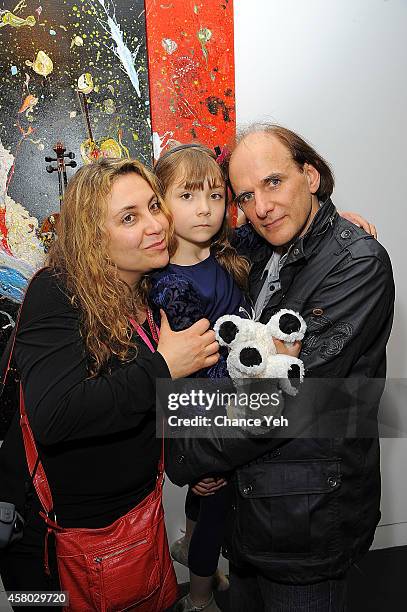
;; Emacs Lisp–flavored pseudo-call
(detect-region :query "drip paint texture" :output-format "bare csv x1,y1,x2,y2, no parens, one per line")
145,0,236,159
0,0,153,380
0,0,152,221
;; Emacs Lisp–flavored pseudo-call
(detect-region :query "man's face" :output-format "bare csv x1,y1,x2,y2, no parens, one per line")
229,132,320,246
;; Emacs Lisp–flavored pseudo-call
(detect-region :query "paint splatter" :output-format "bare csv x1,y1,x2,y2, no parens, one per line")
71,35,84,47
0,139,45,270
26,50,53,77
103,98,115,113
206,96,231,122
197,27,212,62
18,94,39,115
0,307,14,329
91,0,142,97
77,72,94,93
0,140,14,207
172,55,198,82
0,11,36,29
162,38,177,55
152,130,173,160
10,66,18,76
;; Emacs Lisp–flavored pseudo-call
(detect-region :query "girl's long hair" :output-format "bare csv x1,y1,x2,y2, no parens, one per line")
154,144,249,290
48,158,173,376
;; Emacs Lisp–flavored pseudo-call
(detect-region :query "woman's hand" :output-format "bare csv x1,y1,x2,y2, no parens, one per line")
236,208,247,227
339,211,377,239
157,310,219,378
273,338,302,358
191,477,227,496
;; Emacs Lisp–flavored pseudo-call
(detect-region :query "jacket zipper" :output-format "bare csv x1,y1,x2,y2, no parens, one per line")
94,538,148,563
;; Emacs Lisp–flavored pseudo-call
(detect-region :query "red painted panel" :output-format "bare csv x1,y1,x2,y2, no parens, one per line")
145,0,236,160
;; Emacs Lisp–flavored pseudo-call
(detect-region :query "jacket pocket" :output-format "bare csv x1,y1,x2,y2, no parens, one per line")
236,459,341,557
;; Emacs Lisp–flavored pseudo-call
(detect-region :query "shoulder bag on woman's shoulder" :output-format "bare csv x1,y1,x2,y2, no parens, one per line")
4,281,178,611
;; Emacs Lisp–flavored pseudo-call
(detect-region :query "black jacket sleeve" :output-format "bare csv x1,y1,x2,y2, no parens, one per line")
165,241,395,486
14,270,170,445
165,430,285,486
301,251,394,378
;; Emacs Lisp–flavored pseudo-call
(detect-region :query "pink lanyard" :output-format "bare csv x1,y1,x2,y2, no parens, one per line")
129,309,160,353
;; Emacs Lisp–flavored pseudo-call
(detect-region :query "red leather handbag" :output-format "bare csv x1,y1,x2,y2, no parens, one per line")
10,295,178,611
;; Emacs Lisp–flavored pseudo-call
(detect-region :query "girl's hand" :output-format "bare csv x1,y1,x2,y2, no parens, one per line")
273,338,301,358
339,211,377,239
236,208,247,227
157,310,219,379
191,477,227,496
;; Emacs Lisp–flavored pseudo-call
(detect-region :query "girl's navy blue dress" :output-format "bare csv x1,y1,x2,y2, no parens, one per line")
150,253,250,378
150,253,251,576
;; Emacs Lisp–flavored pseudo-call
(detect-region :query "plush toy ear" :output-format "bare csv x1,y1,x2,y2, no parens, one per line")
239,347,262,367
267,309,306,342
218,320,239,344
267,355,304,396
285,362,303,395
214,315,243,346
279,313,302,334
288,363,301,380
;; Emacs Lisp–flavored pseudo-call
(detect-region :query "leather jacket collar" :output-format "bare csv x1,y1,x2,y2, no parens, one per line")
284,197,337,265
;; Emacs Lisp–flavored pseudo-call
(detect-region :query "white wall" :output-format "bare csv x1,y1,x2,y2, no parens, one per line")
232,0,407,549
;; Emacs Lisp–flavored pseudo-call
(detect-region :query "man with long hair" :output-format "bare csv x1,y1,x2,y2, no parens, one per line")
167,124,394,611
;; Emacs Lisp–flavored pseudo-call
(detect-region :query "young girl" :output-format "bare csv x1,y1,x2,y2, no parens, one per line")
150,143,251,612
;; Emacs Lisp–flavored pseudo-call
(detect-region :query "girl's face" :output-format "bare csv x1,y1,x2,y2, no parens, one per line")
165,173,226,247
105,172,169,287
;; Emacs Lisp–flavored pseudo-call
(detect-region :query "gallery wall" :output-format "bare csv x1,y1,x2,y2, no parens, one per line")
233,0,407,550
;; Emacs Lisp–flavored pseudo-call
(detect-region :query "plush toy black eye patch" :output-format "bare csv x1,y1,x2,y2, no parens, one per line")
239,347,262,367
288,363,301,379
279,313,302,334
218,320,239,344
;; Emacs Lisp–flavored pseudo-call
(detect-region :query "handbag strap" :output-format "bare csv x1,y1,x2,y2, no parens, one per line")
0,327,17,397
0,268,54,514
19,385,54,514
1,268,46,391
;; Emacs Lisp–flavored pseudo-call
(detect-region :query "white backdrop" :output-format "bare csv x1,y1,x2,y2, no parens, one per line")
164,0,407,581
232,0,407,551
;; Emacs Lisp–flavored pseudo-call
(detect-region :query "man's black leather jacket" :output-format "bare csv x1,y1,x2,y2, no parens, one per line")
165,198,395,583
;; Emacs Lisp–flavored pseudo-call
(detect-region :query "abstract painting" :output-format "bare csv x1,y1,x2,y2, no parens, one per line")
145,0,235,159
0,0,152,436
0,0,236,437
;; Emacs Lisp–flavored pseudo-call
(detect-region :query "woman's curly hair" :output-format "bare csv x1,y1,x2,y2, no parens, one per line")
48,158,173,376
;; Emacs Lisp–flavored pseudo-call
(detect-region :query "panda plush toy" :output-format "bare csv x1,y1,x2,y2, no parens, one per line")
214,309,306,396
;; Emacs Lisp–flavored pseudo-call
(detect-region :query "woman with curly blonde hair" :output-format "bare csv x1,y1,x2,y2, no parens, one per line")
0,158,219,607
